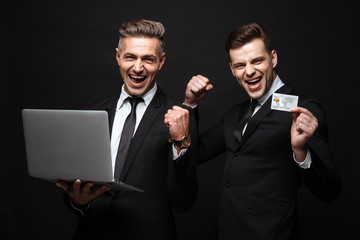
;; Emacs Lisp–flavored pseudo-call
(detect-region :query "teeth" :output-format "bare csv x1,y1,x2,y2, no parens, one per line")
248,78,260,83
130,75,146,80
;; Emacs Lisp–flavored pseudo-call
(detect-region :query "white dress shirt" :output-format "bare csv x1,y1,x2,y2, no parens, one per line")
110,84,157,173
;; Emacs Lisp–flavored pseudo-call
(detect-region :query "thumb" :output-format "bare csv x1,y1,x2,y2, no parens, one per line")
206,84,214,91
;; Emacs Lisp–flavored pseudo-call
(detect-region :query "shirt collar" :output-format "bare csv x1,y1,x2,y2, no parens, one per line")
116,83,158,110
257,75,284,106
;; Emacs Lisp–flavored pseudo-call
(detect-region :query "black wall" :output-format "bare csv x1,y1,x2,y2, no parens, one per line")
2,0,358,239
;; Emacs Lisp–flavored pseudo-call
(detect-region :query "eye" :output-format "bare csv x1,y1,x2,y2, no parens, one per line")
124,54,135,60
252,57,264,64
233,63,245,69
144,57,155,63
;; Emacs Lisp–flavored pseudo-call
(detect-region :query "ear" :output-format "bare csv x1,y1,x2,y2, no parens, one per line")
158,52,166,70
115,48,120,64
229,62,235,76
271,50,278,68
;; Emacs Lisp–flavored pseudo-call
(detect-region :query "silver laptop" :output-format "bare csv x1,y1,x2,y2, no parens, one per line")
22,109,143,192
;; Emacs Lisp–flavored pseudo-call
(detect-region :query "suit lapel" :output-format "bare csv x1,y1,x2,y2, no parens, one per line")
235,84,293,151
102,96,118,138
237,99,272,149
119,89,164,181
229,102,249,152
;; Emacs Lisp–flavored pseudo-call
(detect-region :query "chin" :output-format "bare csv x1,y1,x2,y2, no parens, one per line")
124,85,141,96
247,91,263,100
129,88,145,97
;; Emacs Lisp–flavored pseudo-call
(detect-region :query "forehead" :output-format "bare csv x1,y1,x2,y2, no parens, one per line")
229,38,268,62
120,37,161,56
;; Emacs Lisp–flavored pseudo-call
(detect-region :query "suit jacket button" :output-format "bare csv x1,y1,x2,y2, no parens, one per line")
226,182,230,188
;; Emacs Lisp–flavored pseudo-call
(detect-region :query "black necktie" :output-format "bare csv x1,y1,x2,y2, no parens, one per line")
114,97,143,180
234,99,257,142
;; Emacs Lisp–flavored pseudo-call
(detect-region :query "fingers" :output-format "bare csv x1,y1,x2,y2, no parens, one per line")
190,76,207,91
56,181,70,192
165,106,189,120
164,106,189,127
55,179,83,194
92,185,111,196
184,75,213,107
164,106,189,140
56,179,110,206
82,181,94,195
72,179,82,193
188,75,213,95
291,107,315,118
81,183,110,199
206,84,214,91
291,107,318,135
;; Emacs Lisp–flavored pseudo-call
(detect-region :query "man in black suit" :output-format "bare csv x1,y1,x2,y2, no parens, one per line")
184,23,341,239
56,19,197,240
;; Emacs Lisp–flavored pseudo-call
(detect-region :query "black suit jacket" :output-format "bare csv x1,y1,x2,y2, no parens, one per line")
64,87,198,240
197,84,341,240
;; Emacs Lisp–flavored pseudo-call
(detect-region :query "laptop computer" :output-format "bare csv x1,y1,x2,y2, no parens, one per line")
21,109,143,192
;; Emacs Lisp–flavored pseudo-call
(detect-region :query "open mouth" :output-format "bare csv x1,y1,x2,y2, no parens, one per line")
245,77,262,89
129,74,147,86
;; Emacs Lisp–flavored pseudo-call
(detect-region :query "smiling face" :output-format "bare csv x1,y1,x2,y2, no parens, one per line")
116,37,166,97
229,38,278,100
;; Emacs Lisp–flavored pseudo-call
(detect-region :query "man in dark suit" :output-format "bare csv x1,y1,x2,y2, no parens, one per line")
184,23,341,239
56,19,197,240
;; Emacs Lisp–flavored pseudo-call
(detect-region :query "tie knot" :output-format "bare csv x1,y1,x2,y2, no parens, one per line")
250,99,257,111
126,97,144,108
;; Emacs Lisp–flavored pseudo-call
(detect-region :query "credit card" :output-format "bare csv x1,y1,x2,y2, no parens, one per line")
271,93,298,112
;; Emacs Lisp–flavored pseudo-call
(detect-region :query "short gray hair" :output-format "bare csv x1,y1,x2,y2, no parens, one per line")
117,19,165,55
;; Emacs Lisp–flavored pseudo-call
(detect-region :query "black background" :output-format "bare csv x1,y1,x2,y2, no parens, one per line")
2,0,358,239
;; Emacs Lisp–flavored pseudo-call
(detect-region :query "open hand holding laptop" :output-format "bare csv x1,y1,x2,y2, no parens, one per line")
56,179,110,206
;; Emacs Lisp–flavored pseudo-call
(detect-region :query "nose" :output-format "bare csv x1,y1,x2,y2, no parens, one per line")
133,59,144,73
245,64,255,77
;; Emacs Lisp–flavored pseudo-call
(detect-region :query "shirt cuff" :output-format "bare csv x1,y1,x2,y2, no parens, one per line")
70,198,91,216
293,150,312,169
172,144,188,160
182,103,197,109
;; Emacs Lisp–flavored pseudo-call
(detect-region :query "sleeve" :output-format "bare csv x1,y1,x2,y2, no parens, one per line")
194,104,228,164
293,150,312,168
171,144,188,160
166,107,198,212
298,98,341,202
62,191,113,219
183,105,227,164
62,193,88,218
197,119,227,164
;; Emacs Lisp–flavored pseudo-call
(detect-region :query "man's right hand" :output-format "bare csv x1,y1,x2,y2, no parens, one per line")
56,179,110,206
184,75,213,108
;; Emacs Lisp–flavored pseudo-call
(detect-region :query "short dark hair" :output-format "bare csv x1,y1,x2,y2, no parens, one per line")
225,23,272,55
118,19,165,55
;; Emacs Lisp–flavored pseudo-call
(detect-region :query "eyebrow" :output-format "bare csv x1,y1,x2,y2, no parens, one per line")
232,55,266,65
143,54,157,59
124,52,157,59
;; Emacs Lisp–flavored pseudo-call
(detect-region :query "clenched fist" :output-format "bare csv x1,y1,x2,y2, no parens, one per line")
164,106,189,142
184,75,213,107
